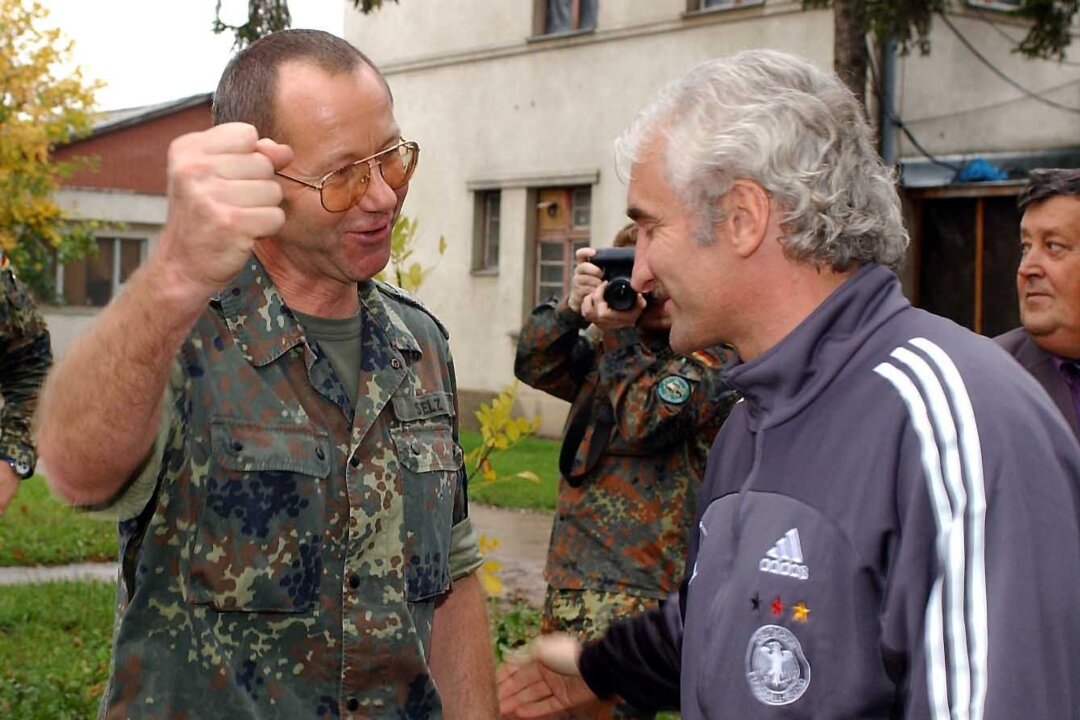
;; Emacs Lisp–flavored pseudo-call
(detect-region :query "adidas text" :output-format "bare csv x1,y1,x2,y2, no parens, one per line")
759,557,810,580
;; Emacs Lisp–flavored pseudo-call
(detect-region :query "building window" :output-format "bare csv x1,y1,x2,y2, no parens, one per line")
57,236,146,307
473,190,501,272
965,0,1021,10
688,0,765,11
535,187,591,303
540,0,597,35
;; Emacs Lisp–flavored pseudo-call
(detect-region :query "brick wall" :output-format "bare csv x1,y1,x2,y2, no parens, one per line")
54,102,212,194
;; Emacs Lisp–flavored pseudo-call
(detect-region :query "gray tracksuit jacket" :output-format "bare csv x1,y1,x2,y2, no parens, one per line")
580,263,1080,719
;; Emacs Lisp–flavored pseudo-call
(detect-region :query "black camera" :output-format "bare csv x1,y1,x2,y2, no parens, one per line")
591,247,638,312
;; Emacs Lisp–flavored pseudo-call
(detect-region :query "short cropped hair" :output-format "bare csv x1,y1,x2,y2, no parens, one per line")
1018,168,1080,212
615,49,909,271
212,29,390,142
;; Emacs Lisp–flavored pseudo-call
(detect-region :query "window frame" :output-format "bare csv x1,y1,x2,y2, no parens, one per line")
533,186,592,305
533,0,598,38
686,0,766,14
963,0,1021,11
472,189,502,274
56,234,147,308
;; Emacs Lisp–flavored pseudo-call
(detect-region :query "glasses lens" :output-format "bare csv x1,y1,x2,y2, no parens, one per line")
322,162,371,212
380,143,418,189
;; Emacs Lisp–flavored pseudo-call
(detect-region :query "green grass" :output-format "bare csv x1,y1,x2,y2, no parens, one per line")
0,479,117,567
0,580,115,719
0,583,544,718
0,432,558,569
461,430,560,511
488,596,543,664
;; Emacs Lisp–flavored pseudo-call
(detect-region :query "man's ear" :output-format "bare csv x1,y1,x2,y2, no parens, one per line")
723,179,771,259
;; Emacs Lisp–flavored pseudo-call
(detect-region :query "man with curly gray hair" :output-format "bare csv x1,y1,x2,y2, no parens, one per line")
499,49,1080,720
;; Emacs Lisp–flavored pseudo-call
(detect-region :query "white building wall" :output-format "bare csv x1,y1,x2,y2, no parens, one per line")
346,1,834,432
895,13,1080,157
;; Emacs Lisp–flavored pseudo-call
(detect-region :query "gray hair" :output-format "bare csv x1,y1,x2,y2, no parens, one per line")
1018,168,1080,212
615,49,909,271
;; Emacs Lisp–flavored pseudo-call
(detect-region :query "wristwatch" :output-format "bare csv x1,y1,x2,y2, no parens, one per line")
0,455,32,480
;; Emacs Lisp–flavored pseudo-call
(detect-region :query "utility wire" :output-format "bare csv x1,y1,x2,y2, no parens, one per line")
938,12,1080,115
901,76,1080,124
865,39,962,174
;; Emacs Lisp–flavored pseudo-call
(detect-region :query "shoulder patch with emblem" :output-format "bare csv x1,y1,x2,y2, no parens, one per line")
657,375,691,404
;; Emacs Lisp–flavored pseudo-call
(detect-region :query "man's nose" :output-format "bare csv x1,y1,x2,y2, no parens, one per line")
1018,246,1043,277
631,247,655,293
357,163,399,212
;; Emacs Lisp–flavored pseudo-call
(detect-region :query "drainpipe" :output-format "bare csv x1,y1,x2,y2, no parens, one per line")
879,37,898,167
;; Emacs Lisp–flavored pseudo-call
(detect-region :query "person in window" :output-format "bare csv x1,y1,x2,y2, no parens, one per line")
514,223,736,720
995,168,1080,441
36,29,494,719
499,49,1080,720
0,253,51,514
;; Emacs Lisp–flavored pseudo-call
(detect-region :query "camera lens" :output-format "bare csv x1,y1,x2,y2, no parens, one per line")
604,278,638,312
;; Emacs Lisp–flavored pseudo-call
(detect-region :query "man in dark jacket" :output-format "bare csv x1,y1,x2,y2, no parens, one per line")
514,223,734,720
499,49,1080,720
995,168,1080,441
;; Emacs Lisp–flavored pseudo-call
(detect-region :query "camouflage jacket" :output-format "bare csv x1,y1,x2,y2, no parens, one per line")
0,265,51,477
514,299,736,598
101,259,467,719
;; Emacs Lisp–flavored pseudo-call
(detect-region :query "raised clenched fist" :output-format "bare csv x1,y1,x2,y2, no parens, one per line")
152,123,293,307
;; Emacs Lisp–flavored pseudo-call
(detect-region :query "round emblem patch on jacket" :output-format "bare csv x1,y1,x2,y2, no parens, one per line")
745,624,810,706
657,375,691,404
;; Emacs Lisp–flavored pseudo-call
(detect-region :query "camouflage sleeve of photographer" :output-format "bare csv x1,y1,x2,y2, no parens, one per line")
514,297,598,403
0,262,52,513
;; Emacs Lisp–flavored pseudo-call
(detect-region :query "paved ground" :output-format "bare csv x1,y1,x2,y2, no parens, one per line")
0,561,118,586
0,503,555,606
470,503,552,607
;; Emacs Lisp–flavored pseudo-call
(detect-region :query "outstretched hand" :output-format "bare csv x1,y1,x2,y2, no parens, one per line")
497,634,597,719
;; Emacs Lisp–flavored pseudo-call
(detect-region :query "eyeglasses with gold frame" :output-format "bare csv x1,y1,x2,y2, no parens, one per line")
275,139,420,213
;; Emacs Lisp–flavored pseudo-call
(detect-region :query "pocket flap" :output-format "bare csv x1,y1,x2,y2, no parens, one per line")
211,418,331,477
390,423,460,474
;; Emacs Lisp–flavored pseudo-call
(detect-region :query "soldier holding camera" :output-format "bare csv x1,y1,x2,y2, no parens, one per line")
514,223,735,720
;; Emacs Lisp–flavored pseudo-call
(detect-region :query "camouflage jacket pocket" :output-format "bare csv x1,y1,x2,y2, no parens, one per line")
184,418,331,613
390,419,459,601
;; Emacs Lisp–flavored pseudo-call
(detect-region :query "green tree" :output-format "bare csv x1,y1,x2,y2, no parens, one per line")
214,0,400,49
804,0,1078,107
0,0,102,299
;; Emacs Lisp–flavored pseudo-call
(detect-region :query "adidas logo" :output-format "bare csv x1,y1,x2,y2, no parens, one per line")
759,528,810,581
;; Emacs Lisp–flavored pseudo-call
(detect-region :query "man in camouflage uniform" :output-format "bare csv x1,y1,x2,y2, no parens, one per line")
514,224,735,720
36,31,494,719
0,254,51,514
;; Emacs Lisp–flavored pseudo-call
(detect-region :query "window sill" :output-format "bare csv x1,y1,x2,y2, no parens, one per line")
470,267,500,277
682,1,765,19
527,27,596,44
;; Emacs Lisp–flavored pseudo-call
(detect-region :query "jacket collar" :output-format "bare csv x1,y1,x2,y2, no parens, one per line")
214,259,421,367
725,263,910,431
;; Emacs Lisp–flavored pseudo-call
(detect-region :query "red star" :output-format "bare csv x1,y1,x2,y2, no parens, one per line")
771,597,784,616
